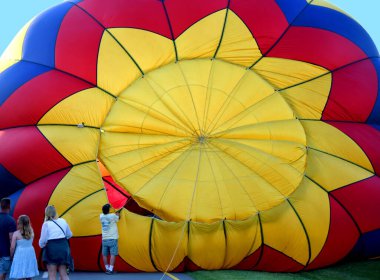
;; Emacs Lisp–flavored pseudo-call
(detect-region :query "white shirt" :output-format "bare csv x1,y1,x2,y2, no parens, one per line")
39,218,72,248
100,213,119,240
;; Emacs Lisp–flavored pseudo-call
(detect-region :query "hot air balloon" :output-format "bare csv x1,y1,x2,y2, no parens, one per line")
0,0,379,272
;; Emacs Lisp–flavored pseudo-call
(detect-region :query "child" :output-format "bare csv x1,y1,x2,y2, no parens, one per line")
9,215,39,280
100,204,120,274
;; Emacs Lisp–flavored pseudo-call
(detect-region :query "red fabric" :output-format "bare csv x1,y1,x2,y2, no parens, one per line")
103,176,129,209
230,0,288,54
55,5,104,85
165,0,227,38
322,59,378,122
306,196,359,270
333,176,380,233
12,169,70,263
184,257,202,271
0,70,92,129
268,26,367,70
0,127,71,184
253,245,304,272
328,122,380,174
78,0,171,38
70,235,102,271
232,247,261,270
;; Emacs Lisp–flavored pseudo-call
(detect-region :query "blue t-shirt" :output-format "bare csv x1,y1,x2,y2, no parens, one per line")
0,212,16,257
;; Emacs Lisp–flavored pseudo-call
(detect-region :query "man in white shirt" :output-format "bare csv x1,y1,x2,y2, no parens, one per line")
100,204,120,274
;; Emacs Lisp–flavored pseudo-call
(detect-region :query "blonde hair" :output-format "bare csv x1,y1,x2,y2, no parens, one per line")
44,205,57,221
17,215,34,240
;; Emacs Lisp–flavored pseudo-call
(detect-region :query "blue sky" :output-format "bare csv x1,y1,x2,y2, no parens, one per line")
0,0,379,55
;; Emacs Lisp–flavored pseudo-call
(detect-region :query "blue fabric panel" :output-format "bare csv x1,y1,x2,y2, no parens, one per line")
275,0,309,23
348,229,380,259
22,2,74,68
367,58,380,124
294,5,379,58
0,61,50,106
8,188,24,217
0,165,25,199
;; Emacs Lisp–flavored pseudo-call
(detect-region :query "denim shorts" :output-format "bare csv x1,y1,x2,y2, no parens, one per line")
102,239,118,256
0,256,11,274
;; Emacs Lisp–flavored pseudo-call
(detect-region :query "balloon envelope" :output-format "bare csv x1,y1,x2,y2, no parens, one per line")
1,0,380,272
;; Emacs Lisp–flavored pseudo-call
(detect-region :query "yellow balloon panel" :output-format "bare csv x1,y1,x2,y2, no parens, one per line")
188,221,226,269
216,11,262,66
253,57,328,89
0,20,31,73
49,162,105,236
301,120,373,172
288,177,330,263
39,87,115,127
211,93,295,135
151,219,188,271
224,215,261,268
38,126,99,165
119,211,156,271
109,28,175,73
280,74,332,120
97,31,141,95
306,149,373,192
211,140,304,197
261,201,309,265
176,10,225,59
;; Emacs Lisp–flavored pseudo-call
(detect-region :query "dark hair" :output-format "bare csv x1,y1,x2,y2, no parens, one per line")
102,204,110,214
0,198,11,211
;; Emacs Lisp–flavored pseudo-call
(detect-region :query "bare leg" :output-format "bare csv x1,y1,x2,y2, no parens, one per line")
47,264,57,280
110,255,116,267
58,265,69,280
102,255,108,270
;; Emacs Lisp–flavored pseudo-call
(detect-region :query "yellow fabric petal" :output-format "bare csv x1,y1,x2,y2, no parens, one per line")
108,28,175,73
118,211,156,271
176,10,225,60
306,149,373,192
38,126,99,165
189,221,225,269
49,162,106,236
151,219,188,271
280,74,332,120
224,215,261,267
261,201,309,265
216,11,262,66
302,120,374,172
253,57,328,89
288,177,330,263
0,20,31,73
38,87,115,128
97,31,141,95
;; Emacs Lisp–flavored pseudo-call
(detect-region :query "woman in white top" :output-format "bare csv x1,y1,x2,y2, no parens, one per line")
39,205,72,280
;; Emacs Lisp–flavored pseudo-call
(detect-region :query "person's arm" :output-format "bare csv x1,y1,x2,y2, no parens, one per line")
39,222,48,248
10,231,18,258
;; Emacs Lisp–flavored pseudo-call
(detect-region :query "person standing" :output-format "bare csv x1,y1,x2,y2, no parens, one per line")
9,215,39,279
39,205,72,280
0,198,16,280
100,204,120,275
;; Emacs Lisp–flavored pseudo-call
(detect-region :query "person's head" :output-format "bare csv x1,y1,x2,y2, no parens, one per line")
17,215,33,240
0,197,11,212
102,203,111,214
44,205,57,221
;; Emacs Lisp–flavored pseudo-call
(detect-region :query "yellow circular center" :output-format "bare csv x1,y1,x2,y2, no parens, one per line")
100,59,307,222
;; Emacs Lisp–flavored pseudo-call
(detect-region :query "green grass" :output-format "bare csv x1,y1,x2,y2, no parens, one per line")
187,259,380,280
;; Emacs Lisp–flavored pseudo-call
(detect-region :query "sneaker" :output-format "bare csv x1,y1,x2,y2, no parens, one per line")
105,269,113,275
